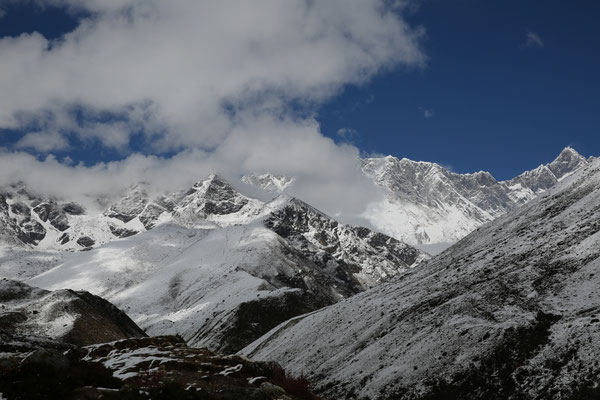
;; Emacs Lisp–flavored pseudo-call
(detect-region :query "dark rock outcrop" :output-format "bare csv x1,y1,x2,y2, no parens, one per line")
77,236,95,248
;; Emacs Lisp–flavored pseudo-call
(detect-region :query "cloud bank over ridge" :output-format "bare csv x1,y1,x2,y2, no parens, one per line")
0,0,425,221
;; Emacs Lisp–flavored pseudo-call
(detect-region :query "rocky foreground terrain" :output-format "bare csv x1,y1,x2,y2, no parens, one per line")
243,157,600,399
0,280,318,400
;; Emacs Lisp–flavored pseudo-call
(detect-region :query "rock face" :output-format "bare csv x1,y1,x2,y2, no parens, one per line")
0,278,146,347
0,335,319,400
243,158,600,400
264,197,426,290
361,147,588,248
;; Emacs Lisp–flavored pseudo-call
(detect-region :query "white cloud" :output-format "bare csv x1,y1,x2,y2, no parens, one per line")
524,31,544,48
0,1,424,151
0,0,425,224
15,131,70,152
0,117,383,223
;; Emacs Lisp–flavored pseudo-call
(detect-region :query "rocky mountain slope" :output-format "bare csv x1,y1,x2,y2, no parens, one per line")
360,147,589,248
242,157,600,399
23,190,423,354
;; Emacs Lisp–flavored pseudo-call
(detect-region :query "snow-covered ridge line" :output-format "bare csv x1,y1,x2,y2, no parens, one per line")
358,146,589,248
1,147,588,254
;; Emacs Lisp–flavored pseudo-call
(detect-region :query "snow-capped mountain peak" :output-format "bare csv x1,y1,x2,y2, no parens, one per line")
547,146,588,180
361,147,588,249
241,173,295,193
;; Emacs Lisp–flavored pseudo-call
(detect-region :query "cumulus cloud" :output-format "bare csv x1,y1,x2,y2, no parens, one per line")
524,31,544,48
0,1,424,149
0,0,425,224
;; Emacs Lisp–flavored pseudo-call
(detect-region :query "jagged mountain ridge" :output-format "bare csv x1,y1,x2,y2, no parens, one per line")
0,148,586,254
242,156,600,399
360,146,589,247
237,147,588,249
0,174,267,252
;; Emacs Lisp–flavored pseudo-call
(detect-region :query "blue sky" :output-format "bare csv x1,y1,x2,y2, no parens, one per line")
318,0,600,179
0,0,598,181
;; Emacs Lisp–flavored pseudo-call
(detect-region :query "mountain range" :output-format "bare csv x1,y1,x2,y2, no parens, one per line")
0,146,597,399
0,147,587,256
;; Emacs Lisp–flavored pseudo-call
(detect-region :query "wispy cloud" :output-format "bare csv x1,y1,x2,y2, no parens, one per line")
0,9,6,19
336,127,357,140
419,107,434,118
524,31,544,48
16,131,70,152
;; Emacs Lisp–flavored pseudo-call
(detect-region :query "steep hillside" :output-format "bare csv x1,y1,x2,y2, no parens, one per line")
243,158,600,400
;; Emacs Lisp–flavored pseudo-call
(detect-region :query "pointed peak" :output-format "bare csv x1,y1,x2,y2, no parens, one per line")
124,182,149,193
266,195,329,218
557,146,583,159
206,174,235,190
192,174,228,188
547,146,588,181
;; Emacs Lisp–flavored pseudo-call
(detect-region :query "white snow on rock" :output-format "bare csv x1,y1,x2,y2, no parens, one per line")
241,173,295,193
0,148,586,258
